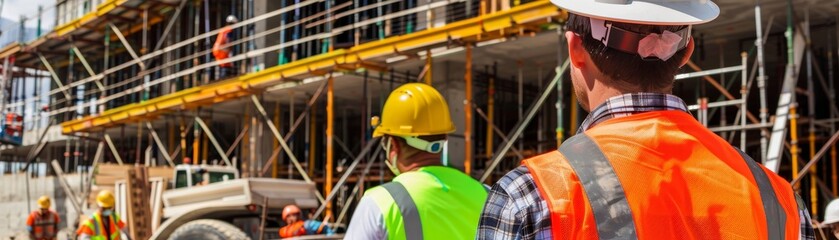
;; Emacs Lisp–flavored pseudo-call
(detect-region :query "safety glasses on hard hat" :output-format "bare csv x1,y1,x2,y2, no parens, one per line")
379,136,446,154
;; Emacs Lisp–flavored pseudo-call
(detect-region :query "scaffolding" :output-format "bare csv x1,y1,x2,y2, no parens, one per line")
0,0,836,236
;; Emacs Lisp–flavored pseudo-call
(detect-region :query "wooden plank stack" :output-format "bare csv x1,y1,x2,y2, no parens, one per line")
89,164,173,206
126,167,152,240
88,163,173,239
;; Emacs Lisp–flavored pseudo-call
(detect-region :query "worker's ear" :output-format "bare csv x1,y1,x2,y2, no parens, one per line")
566,31,588,69
388,136,401,158
679,37,695,67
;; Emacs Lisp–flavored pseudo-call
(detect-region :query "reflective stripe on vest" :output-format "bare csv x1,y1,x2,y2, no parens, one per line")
87,213,120,240
32,211,57,238
736,149,786,240
382,182,423,240
559,134,637,239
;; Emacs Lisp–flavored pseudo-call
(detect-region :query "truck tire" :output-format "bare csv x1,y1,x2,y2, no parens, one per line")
168,219,251,240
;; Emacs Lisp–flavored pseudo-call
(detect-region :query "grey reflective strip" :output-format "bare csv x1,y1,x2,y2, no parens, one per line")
559,134,638,240
736,149,785,240
382,182,423,240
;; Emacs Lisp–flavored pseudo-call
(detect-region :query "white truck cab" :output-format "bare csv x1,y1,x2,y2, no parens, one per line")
172,164,238,189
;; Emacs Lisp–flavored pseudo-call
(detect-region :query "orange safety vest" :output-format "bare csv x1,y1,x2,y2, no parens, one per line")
26,210,60,240
523,110,801,239
279,220,306,238
76,212,125,240
212,26,233,67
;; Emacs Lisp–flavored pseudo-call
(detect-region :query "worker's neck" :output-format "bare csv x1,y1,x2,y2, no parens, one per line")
586,77,672,112
400,154,442,173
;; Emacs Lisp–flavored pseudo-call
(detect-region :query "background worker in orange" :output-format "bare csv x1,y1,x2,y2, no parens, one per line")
476,0,815,239
278,205,333,238
26,196,60,240
77,190,126,240
213,15,238,79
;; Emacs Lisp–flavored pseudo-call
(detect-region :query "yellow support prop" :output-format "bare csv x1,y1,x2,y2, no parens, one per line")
425,50,433,85
325,75,335,217
309,105,317,177
809,132,817,216
464,44,473,176
790,105,800,181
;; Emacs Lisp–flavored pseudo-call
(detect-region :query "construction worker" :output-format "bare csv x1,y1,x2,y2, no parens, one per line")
477,0,815,239
26,196,60,240
76,190,126,240
213,15,238,79
824,199,839,238
345,83,488,239
278,205,332,238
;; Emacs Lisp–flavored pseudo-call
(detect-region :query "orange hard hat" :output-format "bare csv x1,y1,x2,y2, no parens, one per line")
282,205,301,220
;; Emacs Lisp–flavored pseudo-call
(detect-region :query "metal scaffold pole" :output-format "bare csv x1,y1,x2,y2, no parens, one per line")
740,52,748,151
787,0,801,181
804,10,818,217
755,0,770,161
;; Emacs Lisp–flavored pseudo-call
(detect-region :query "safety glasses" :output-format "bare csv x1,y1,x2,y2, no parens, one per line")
379,136,446,154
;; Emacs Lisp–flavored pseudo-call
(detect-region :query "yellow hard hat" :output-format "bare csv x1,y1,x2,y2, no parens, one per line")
97,190,115,208
37,196,51,209
373,83,455,138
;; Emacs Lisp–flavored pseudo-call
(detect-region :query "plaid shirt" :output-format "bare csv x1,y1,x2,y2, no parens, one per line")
476,93,816,240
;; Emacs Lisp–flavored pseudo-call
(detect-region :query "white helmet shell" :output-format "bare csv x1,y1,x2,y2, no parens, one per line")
550,0,720,25
226,15,239,24
825,199,839,225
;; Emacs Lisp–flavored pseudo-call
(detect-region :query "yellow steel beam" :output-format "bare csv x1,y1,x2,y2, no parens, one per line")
55,0,129,36
62,1,561,134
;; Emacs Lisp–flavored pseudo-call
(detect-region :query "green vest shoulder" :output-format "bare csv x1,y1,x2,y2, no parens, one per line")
365,166,488,240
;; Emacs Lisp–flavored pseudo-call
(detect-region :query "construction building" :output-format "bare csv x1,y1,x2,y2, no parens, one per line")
0,0,837,238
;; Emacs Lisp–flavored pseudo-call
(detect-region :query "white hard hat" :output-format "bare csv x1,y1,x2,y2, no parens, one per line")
550,0,720,25
226,15,239,24
825,199,839,225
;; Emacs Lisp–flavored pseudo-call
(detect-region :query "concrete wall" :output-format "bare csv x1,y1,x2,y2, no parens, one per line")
253,0,283,70
0,173,85,240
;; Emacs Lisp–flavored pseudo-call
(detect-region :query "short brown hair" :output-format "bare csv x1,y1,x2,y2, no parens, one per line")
566,13,690,92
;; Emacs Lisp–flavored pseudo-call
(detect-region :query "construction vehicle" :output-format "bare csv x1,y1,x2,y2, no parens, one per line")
133,164,322,240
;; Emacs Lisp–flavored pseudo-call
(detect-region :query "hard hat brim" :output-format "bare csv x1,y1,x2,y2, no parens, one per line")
551,0,720,25
823,218,839,226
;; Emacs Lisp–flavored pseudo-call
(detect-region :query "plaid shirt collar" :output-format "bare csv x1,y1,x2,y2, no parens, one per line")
577,93,690,133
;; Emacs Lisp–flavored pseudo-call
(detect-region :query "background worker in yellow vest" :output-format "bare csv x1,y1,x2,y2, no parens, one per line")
26,196,60,240
76,190,126,240
477,0,815,239
345,83,488,240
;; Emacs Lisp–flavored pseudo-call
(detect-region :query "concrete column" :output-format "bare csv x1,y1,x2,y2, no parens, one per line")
253,0,283,69
437,60,468,170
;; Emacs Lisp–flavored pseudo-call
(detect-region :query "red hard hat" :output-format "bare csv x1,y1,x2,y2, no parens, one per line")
183,157,192,164
282,205,301,221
